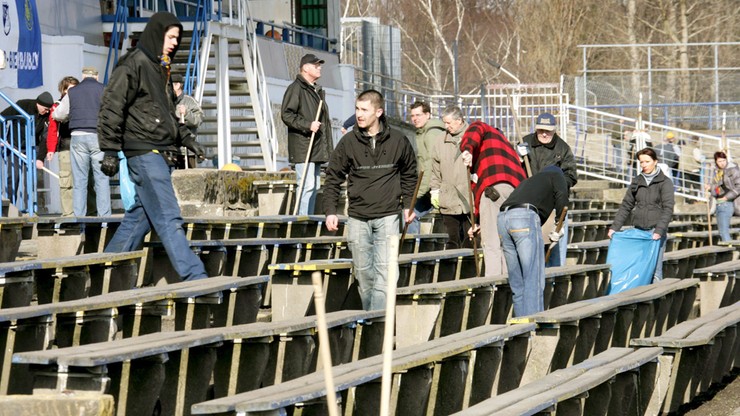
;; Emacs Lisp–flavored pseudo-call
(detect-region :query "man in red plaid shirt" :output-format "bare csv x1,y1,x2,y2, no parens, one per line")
457,115,526,276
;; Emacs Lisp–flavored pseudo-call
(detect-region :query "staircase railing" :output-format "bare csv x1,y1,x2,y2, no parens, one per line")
103,0,129,84
0,90,37,216
564,103,732,202
183,0,211,96
240,0,278,171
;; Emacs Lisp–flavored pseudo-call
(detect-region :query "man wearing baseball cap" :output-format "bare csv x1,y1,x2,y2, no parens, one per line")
281,53,332,215
518,112,578,267
1,91,54,207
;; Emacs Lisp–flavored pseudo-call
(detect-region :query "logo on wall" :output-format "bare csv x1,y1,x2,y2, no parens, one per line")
2,1,10,35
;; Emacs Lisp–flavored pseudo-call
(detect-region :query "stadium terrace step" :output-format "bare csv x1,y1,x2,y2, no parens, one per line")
35,216,124,258
568,208,617,222
568,221,697,245
662,245,735,278
670,229,740,250
394,263,610,348
510,278,699,385
453,347,664,416
0,251,144,308
190,324,536,416
0,217,36,262
0,275,267,395
13,310,382,416
692,259,740,314
631,302,740,414
267,249,479,321
568,198,620,211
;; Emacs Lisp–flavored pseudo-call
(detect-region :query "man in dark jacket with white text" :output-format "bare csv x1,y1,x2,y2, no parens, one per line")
323,90,417,311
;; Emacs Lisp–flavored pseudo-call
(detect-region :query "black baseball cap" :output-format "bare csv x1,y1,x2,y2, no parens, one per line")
300,53,325,67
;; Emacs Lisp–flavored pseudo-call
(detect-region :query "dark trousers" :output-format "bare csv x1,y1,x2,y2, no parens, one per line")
442,213,475,249
105,152,207,281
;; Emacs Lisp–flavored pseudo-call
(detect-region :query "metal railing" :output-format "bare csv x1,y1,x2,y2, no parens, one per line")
0,91,37,216
240,0,278,171
183,0,211,95
565,104,734,202
255,20,334,52
103,0,129,84
101,0,279,171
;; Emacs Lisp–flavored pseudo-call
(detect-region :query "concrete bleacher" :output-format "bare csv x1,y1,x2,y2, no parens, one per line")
1,180,738,415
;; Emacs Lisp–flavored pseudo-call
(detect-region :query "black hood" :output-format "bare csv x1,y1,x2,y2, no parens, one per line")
136,12,183,62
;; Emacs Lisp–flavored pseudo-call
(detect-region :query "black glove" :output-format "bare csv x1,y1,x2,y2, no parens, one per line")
100,153,120,177
182,136,205,161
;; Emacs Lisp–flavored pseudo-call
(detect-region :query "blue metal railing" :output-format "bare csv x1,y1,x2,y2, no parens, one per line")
183,0,210,95
255,20,334,52
103,0,129,84
0,90,37,216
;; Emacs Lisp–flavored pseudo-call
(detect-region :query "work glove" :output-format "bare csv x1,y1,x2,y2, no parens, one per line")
182,136,206,161
548,228,564,243
461,150,473,167
100,153,119,177
430,189,440,209
517,142,530,157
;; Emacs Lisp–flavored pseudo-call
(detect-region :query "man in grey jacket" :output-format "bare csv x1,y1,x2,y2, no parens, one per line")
281,53,332,215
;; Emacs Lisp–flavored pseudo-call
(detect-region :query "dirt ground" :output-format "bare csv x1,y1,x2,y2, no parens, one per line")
680,370,740,416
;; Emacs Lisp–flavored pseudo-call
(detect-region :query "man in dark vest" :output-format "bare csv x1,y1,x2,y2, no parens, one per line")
53,66,110,216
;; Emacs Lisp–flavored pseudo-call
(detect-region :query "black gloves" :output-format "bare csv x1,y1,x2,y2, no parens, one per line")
182,136,205,160
100,153,120,177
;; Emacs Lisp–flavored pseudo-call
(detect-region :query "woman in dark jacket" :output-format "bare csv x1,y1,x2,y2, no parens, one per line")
608,148,675,282
707,151,740,241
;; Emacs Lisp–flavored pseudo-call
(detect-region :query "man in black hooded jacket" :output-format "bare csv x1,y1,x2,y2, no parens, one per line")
97,12,207,282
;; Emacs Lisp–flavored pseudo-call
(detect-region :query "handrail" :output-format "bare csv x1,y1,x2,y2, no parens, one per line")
241,0,278,171
103,0,129,84
0,90,37,216
254,19,334,52
184,0,210,95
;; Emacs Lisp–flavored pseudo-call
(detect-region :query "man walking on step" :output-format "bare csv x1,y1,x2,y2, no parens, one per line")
97,12,207,282
323,89,417,311
282,53,333,215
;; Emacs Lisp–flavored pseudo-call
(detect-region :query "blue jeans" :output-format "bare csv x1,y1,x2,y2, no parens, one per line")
498,207,545,317
70,133,111,216
407,192,433,235
716,201,734,242
295,162,321,215
347,214,399,311
105,152,207,281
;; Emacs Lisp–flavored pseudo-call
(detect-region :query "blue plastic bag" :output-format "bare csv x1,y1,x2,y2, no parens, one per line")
118,151,136,212
606,228,661,295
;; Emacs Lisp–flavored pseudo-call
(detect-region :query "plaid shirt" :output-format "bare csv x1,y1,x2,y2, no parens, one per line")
460,121,526,213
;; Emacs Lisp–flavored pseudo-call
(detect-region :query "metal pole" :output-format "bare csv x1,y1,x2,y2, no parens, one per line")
379,234,400,416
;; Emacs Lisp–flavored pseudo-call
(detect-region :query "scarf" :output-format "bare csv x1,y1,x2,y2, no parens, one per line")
641,167,660,186
160,55,172,81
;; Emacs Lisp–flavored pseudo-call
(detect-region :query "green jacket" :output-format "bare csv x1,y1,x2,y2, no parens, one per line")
415,119,446,196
